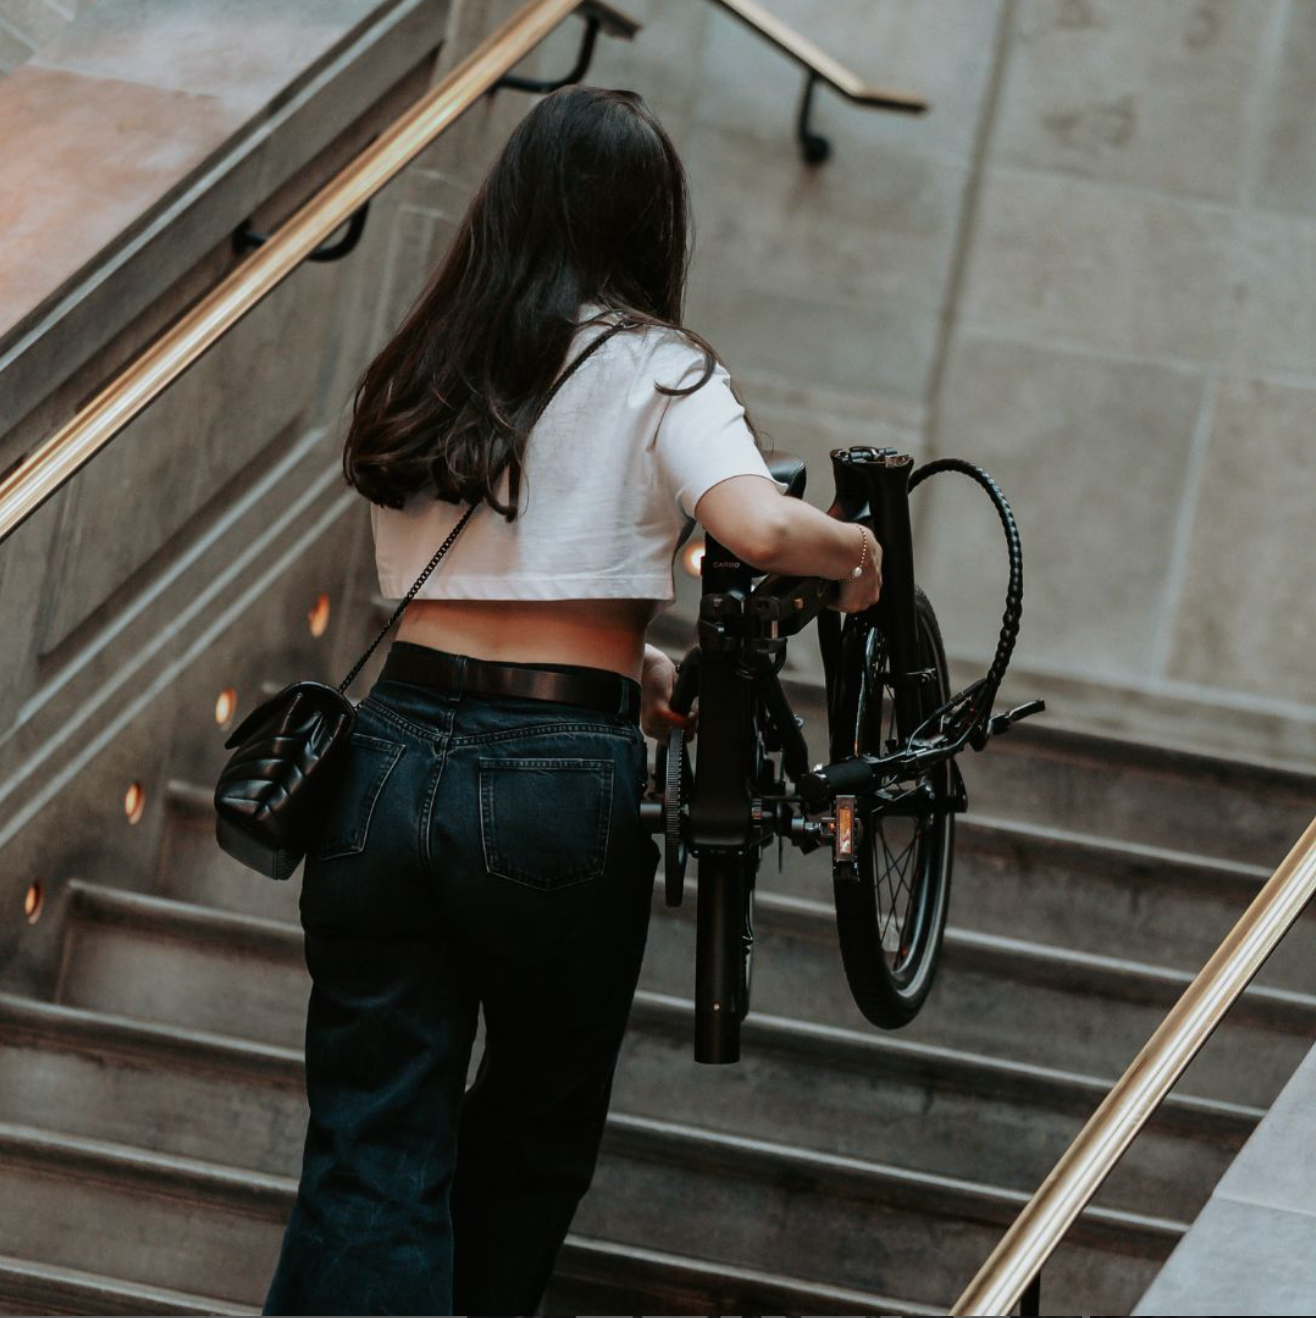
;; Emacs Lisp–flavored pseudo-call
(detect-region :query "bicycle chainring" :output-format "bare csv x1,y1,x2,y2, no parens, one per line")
664,724,693,907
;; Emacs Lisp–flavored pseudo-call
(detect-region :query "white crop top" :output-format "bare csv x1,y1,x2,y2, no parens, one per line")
369,305,788,612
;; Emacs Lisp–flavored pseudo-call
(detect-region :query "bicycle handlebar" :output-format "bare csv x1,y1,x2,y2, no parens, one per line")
749,571,840,635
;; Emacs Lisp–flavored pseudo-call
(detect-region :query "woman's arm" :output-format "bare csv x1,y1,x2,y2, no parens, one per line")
691,474,859,577
640,642,696,740
643,642,670,671
692,474,882,610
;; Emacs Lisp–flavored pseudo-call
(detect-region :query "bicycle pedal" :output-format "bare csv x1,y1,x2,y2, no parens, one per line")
830,795,862,880
987,698,1047,737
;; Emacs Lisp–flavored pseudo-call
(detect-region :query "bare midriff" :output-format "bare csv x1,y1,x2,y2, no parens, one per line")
395,597,665,683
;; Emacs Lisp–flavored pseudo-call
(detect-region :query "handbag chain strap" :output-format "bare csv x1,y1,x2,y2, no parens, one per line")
337,315,638,694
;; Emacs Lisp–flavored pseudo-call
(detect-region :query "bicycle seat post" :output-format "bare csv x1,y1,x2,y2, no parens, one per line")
688,530,762,1063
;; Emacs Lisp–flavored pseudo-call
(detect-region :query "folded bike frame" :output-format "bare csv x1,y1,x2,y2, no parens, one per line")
672,446,942,1062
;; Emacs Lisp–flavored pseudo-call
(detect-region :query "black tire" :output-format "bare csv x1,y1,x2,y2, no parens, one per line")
829,587,954,1029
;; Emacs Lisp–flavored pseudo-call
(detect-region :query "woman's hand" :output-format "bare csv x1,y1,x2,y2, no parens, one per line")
826,522,883,614
640,644,698,742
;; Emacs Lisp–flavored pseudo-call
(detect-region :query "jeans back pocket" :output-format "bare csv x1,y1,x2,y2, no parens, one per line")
478,755,614,890
313,732,406,861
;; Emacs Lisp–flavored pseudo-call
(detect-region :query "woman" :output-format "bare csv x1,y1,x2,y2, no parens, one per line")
262,85,881,1316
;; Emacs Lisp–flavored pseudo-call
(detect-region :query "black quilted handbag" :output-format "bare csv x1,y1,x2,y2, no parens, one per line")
212,318,632,879
213,499,480,878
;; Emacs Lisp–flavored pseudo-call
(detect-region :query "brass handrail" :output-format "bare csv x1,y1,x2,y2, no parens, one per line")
0,0,925,545
952,814,1316,1316
0,0,617,546
711,0,926,111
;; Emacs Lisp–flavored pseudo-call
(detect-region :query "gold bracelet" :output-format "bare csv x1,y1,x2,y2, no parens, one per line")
848,525,868,581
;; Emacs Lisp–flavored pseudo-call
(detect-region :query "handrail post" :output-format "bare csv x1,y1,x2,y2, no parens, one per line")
796,72,830,165
1020,1271,1041,1317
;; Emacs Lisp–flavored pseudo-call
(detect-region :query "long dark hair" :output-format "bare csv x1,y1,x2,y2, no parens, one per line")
343,84,763,520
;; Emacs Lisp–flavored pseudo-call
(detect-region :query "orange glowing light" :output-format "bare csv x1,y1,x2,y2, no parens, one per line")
124,781,146,824
24,881,43,924
215,687,237,727
308,592,331,638
682,540,705,576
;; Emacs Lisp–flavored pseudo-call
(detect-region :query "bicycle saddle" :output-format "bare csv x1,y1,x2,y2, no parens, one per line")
766,452,807,499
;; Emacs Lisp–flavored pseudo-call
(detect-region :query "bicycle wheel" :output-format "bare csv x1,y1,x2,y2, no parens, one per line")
829,587,954,1029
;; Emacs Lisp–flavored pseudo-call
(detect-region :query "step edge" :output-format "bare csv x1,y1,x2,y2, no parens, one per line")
63,874,1316,1030
631,990,1264,1130
0,991,301,1078
66,879,302,956
0,1249,252,1317
164,778,218,821
0,1111,1184,1248
556,1231,943,1316
0,1120,294,1212
604,1111,1188,1243
3,987,1261,1134
714,887,1316,1016
959,813,1274,884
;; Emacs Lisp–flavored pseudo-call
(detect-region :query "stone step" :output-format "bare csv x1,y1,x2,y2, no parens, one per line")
957,720,1315,869
578,1111,1181,1317
618,994,1255,1224
156,776,1316,1021
56,880,310,1048
0,1236,925,1318
0,1123,287,1306
0,989,930,1317
0,1252,249,1317
726,810,1314,993
0,992,311,1176
545,1233,940,1317
0,1100,1174,1315
939,815,1315,993
770,677,1316,867
0,987,1256,1223
650,884,1316,1111
59,878,1313,1110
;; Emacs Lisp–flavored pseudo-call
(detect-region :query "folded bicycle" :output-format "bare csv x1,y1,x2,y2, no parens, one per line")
640,445,1044,1063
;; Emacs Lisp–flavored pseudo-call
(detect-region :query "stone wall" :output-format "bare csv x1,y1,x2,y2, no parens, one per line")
0,0,585,991
0,0,88,76
4,0,1309,1000
0,0,466,990
556,0,1315,765
1135,1036,1316,1314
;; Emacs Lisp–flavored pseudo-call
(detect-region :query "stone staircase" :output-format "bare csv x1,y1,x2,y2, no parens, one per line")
0,679,1312,1315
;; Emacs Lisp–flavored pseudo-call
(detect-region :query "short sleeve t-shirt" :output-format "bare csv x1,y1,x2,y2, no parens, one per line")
369,305,788,612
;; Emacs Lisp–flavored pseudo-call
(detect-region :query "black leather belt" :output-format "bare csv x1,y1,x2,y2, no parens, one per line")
379,641,642,722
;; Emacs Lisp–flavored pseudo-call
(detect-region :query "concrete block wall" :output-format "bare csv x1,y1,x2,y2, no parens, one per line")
0,0,87,76
0,0,502,991
556,0,1316,767
3,0,1310,1001
1135,1039,1316,1314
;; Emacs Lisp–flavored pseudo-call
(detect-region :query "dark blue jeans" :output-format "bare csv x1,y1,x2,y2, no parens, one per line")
262,646,660,1316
